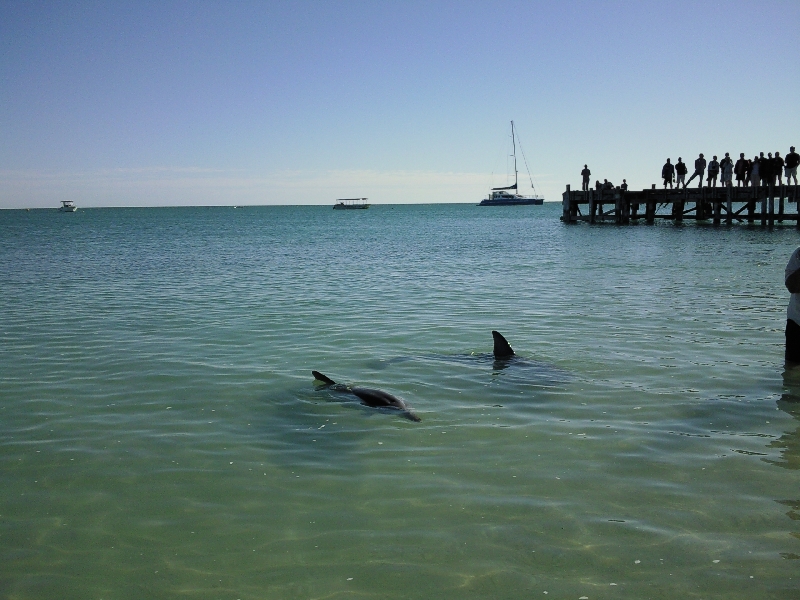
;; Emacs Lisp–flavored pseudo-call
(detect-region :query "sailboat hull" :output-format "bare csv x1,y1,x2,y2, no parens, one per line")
479,197,543,206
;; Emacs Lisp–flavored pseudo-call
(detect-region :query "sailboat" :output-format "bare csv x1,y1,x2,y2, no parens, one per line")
479,121,544,206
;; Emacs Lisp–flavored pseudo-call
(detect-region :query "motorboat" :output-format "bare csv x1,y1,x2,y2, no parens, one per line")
333,198,370,209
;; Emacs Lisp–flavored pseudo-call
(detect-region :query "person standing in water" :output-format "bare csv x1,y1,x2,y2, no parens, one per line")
785,247,800,363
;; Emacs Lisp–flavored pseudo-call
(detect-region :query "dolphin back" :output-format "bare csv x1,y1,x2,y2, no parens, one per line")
492,330,515,358
312,371,337,385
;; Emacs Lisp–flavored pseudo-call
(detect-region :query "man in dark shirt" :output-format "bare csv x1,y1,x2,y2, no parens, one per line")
760,152,772,186
661,158,675,188
734,153,748,187
706,155,720,187
675,157,687,187
786,146,799,186
686,153,706,188
581,165,591,191
775,152,785,185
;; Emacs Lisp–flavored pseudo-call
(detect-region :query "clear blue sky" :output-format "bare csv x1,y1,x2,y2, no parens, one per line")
2,0,798,207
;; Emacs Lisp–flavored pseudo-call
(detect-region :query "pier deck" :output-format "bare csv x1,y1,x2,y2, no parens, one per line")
561,184,800,226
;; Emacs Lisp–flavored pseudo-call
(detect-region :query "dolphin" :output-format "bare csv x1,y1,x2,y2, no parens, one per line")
311,371,422,422
492,330,515,359
438,330,570,384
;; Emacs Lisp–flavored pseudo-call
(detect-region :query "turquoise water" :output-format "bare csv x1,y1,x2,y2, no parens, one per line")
1,203,799,599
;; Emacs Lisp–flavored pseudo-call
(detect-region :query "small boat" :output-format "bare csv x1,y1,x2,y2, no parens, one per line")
480,121,544,206
59,200,77,212
333,198,370,210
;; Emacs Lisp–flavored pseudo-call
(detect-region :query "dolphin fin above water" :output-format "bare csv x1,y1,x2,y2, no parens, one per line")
312,370,337,385
312,371,422,422
492,330,515,359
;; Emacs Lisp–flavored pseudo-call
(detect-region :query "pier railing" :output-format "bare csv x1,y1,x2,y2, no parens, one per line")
561,184,800,226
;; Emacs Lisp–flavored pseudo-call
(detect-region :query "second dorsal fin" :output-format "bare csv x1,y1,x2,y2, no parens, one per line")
491,331,515,358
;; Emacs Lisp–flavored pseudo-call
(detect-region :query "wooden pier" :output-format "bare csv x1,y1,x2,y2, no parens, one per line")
561,184,800,226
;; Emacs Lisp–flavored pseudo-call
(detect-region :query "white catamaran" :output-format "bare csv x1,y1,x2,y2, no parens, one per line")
480,121,543,206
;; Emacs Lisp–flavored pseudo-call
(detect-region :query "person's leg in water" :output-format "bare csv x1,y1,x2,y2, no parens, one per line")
786,319,800,364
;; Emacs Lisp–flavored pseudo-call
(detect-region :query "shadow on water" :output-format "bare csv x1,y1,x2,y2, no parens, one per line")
253,381,419,475
365,351,572,390
772,366,800,559
774,366,800,470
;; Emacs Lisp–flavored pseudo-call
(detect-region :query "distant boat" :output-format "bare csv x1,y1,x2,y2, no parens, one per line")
333,198,370,210
479,121,544,206
59,200,77,212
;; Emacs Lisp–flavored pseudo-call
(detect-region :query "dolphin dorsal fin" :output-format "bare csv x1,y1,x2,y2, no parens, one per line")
492,331,515,358
312,371,337,385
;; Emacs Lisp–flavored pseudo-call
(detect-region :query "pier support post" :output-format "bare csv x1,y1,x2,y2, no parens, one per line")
795,185,800,228
589,189,596,224
645,188,655,225
674,188,684,223
713,187,721,225
778,184,784,223
597,190,604,222
726,185,732,225
768,183,775,227
761,187,767,226
622,192,630,223
696,188,704,221
562,185,572,223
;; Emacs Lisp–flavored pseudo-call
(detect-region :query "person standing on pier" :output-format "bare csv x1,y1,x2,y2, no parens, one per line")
775,152,785,186
675,157,687,187
661,158,675,188
686,153,706,188
720,153,734,187
621,179,628,191
759,152,771,187
786,146,799,185
785,247,800,363
581,165,591,191
706,156,720,187
749,155,760,187
735,153,748,187
766,153,777,186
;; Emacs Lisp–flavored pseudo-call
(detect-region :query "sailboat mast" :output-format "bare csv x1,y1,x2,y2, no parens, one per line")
511,121,518,192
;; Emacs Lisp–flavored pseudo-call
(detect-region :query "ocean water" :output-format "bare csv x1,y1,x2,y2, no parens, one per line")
1,203,799,600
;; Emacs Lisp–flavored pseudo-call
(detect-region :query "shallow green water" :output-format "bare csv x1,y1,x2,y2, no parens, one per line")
1,203,799,599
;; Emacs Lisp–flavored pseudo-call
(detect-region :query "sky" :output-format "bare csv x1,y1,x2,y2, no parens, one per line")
1,0,799,208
